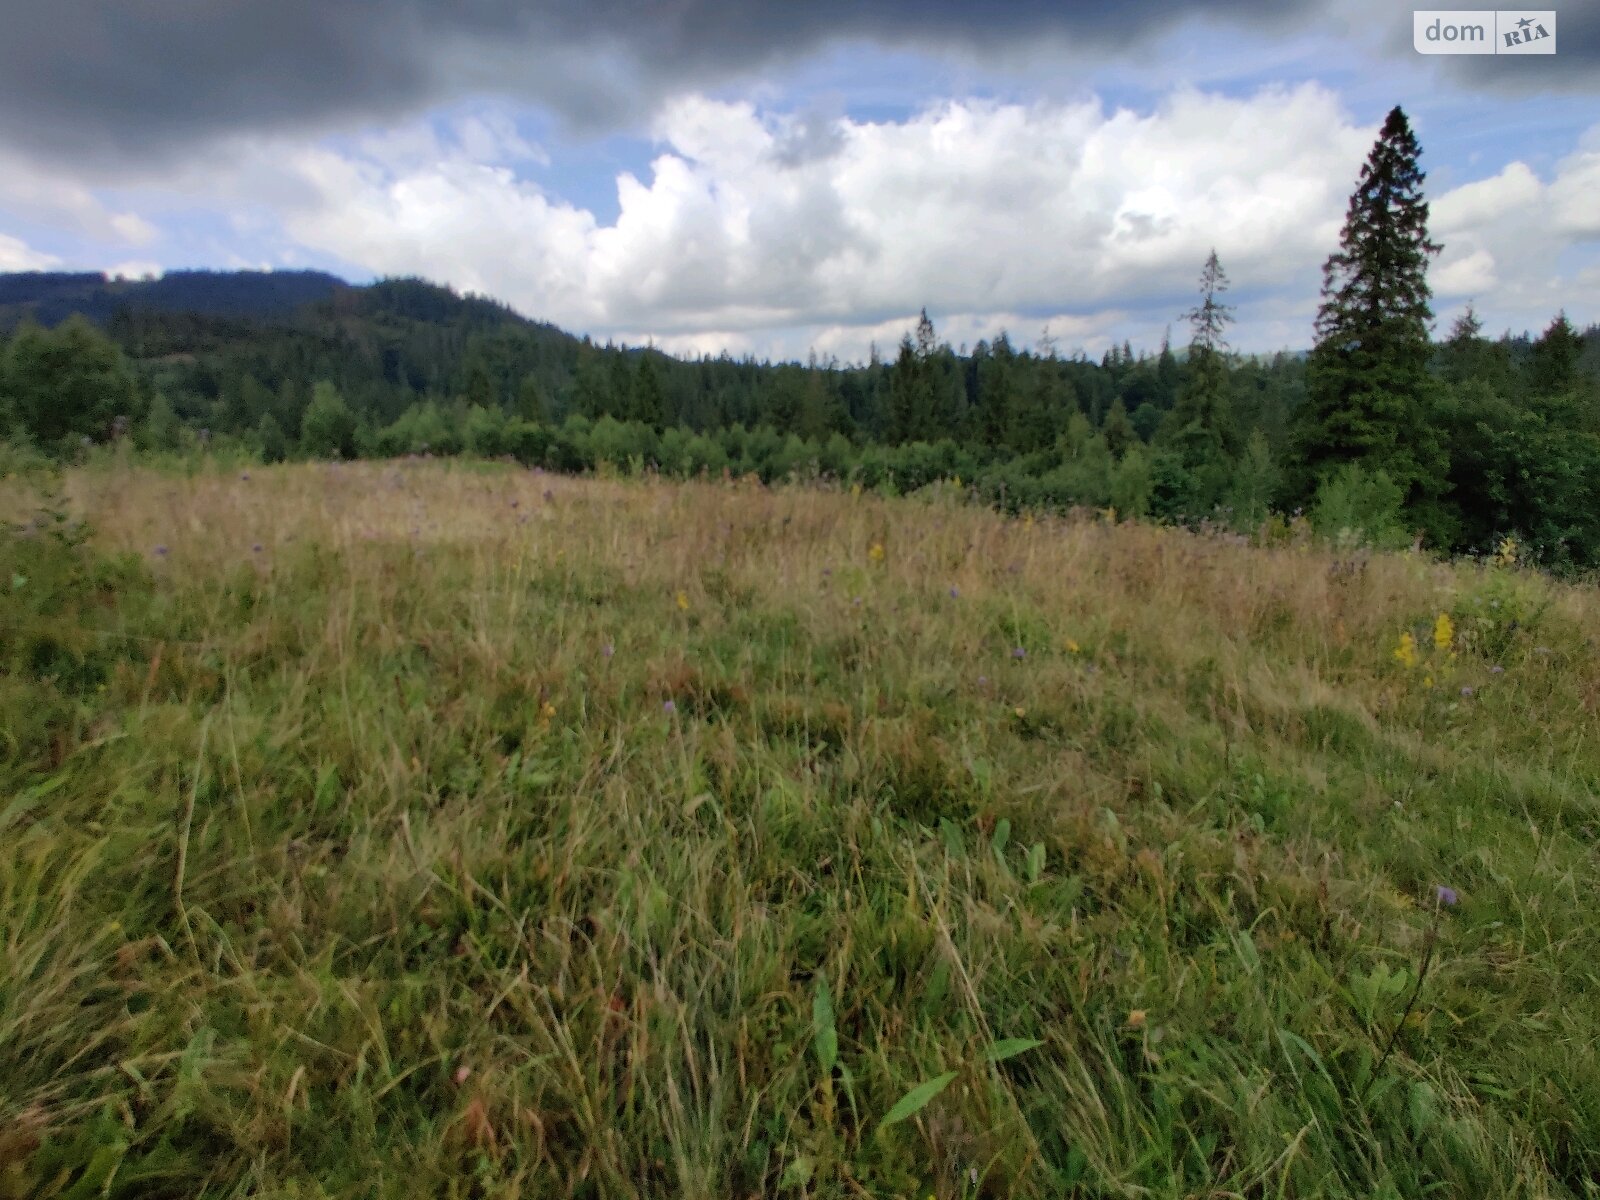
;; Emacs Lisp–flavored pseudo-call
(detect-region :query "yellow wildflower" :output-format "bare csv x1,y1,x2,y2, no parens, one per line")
1393,631,1419,669
1423,675,1434,689
1495,535,1519,567
868,542,885,563
1013,706,1027,719
1126,1009,1147,1031
676,590,690,611
1064,638,1081,654
540,701,557,721
850,482,862,498
1433,612,1454,653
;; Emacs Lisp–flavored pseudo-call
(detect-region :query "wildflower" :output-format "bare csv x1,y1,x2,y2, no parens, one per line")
1064,638,1081,654
1393,631,1419,669
1490,665,1504,674
850,483,862,498
252,543,263,553
1460,686,1474,698
1434,885,1459,907
1012,646,1026,659
676,590,690,611
949,586,960,599
152,544,169,557
1013,706,1026,718
540,701,557,721
602,642,614,659
1433,612,1455,653
977,675,989,687
1495,535,1519,567
1126,1009,1147,1031
454,1065,472,1086
1423,675,1434,689
240,472,250,481
1536,646,1551,656
662,700,677,714
868,542,885,563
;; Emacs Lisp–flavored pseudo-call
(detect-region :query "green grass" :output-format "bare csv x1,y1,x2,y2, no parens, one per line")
3,459,1599,1198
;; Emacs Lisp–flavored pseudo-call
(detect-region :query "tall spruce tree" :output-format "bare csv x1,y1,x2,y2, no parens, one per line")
888,309,939,444
1164,250,1237,454
1161,250,1240,515
632,353,667,431
1292,106,1444,515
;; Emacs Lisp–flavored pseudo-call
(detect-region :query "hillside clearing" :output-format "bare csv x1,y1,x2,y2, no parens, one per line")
3,459,1598,1198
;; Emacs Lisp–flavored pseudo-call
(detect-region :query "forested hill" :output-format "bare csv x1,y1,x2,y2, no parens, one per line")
0,269,353,329
2,258,1599,569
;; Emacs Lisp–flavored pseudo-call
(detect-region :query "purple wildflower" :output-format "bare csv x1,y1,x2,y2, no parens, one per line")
1460,686,1474,697
662,699,676,714
152,544,169,557
1490,665,1505,674
1012,646,1026,659
977,675,989,687
240,472,250,481
251,543,264,554
602,642,614,659
1434,885,1459,907
949,586,960,598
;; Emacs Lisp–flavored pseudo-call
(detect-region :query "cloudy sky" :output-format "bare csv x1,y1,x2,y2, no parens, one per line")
0,1,1594,361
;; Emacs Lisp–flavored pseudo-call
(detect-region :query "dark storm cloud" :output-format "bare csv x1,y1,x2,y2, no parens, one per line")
1439,4,1600,94
1,0,1331,169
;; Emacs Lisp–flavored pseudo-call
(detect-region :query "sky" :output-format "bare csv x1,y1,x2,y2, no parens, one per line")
0,1,1595,363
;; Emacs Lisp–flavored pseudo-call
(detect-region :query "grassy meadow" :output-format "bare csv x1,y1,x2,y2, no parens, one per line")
3,457,1599,1199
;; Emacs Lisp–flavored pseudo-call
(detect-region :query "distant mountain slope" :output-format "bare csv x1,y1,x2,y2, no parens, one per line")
0,269,350,330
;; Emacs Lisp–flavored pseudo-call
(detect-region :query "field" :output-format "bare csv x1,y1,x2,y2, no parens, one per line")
3,458,1599,1199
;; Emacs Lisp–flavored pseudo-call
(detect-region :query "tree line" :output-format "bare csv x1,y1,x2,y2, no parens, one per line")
2,107,1596,567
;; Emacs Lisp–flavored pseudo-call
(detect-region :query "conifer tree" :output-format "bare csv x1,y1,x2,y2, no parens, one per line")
1102,396,1136,458
1527,311,1582,400
1164,250,1237,456
516,374,548,423
1292,105,1444,511
889,309,940,444
978,332,1014,448
633,354,667,431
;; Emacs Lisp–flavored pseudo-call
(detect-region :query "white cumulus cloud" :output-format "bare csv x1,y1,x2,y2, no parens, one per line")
253,84,1382,355
0,232,61,271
